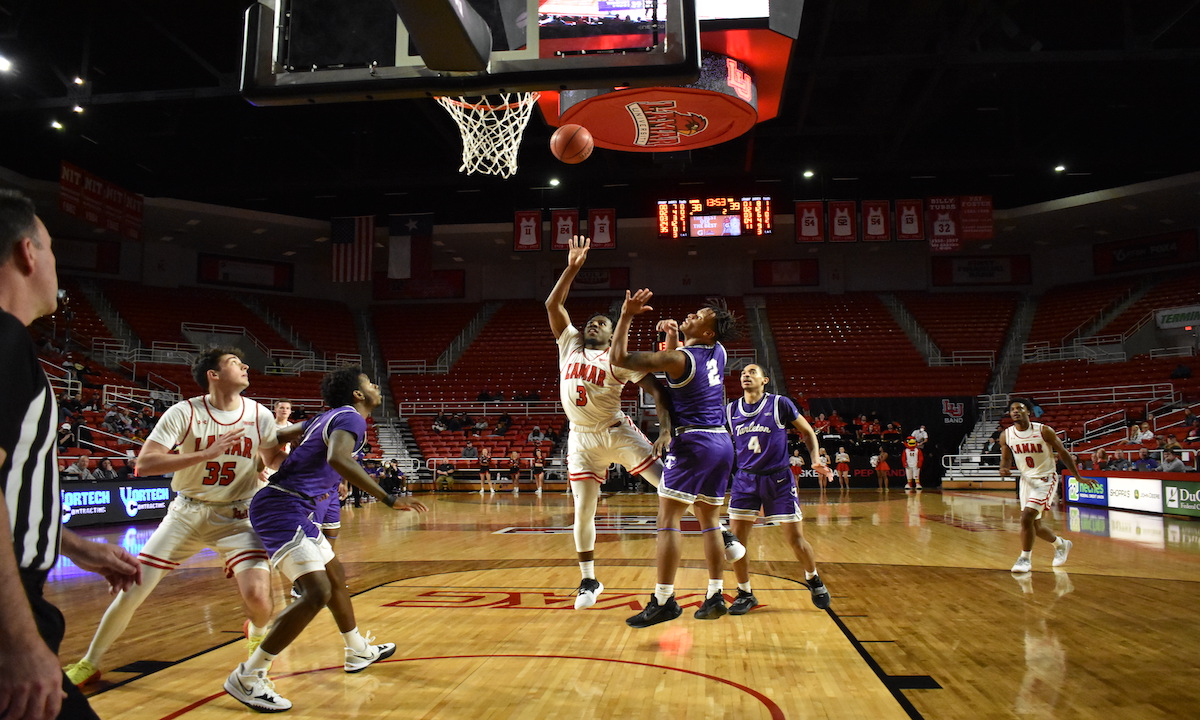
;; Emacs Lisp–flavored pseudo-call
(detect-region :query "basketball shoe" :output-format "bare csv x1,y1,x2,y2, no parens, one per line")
626,595,682,628
722,529,746,563
1052,538,1072,567
1011,556,1032,573
345,634,396,673
806,575,831,609
224,663,291,713
573,578,604,610
64,659,100,687
694,592,728,620
728,589,759,615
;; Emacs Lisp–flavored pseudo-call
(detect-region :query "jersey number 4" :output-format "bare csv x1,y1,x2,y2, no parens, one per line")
202,461,238,485
747,436,763,454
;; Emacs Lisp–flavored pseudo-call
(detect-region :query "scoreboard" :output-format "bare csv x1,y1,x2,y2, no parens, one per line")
657,196,773,239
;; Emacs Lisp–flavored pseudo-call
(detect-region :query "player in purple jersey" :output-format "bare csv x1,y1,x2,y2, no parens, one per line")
223,366,427,713
612,289,740,627
725,364,833,614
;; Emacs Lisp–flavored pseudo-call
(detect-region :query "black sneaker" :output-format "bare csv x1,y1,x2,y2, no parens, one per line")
626,595,683,628
693,592,728,620
722,529,746,562
806,575,831,609
728,589,759,615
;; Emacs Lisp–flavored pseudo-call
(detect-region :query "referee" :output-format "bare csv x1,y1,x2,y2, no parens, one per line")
0,190,142,720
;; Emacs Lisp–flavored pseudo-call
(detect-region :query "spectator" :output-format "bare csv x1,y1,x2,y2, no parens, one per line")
494,412,512,435
1137,422,1155,443
117,456,137,480
882,422,901,439
1089,448,1113,471
1170,363,1192,379
982,432,1002,467
432,414,447,433
57,422,76,451
435,461,456,491
461,440,478,459
1131,448,1158,472
911,425,929,447
1161,449,1188,472
477,389,494,402
63,456,94,482
1126,423,1143,444
92,459,118,481
527,425,545,444
473,417,489,436
1162,433,1183,453
1183,407,1199,432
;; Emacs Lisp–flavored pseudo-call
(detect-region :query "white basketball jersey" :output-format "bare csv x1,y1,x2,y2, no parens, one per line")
146,395,279,502
557,324,645,431
1005,422,1056,480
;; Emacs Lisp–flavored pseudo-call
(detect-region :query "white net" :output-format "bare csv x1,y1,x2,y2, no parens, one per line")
435,92,541,178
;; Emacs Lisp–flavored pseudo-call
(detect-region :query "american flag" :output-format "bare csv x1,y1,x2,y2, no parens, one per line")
331,216,375,282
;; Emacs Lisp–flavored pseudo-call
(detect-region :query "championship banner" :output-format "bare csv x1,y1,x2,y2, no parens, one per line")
931,255,1032,286
827,200,857,242
1092,229,1198,275
514,210,542,251
861,200,891,242
550,209,579,251
794,201,825,242
59,161,144,241
588,208,617,249
753,259,819,287
927,196,961,252
895,199,924,240
959,195,994,240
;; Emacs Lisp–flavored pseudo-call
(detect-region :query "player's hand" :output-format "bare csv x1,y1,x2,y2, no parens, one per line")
622,288,654,317
62,537,142,595
998,466,1010,477
204,428,246,460
567,235,590,268
656,319,679,335
812,461,833,480
0,641,66,720
389,497,428,512
653,433,672,457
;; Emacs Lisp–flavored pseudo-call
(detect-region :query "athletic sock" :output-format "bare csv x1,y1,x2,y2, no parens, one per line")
1019,550,1032,560
737,581,752,593
244,648,277,674
579,561,595,580
654,584,674,605
342,628,369,653
247,621,269,638
1052,536,1064,548
707,579,723,598
804,569,817,580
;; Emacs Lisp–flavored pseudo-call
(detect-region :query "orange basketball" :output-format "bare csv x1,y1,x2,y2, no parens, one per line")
550,124,594,164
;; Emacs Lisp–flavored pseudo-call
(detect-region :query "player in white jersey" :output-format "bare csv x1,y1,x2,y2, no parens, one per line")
999,398,1080,574
547,235,743,610
65,347,280,686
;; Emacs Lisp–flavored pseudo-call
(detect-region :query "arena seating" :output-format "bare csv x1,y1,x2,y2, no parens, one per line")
896,291,1017,357
257,294,361,360
1024,278,1139,347
1014,355,1199,401
373,302,481,368
410,413,563,462
1097,270,1200,337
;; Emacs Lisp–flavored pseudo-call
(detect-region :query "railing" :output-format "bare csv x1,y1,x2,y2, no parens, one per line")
1082,409,1128,441
103,384,177,411
397,400,568,417
940,453,1005,481
147,372,181,397
75,425,143,459
424,457,568,473
1022,340,1126,364
91,337,127,354
388,359,450,375
1022,383,1174,406
1150,345,1196,359
181,322,274,358
725,348,758,372
931,351,995,367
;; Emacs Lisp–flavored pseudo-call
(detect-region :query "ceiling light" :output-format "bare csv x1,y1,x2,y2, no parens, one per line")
72,105,83,113
375,241,384,247
433,239,444,246
282,250,296,256
252,228,267,234
73,76,84,85
1095,230,1109,236
549,178,560,187
223,243,237,248
313,236,328,243
1054,164,1066,172
452,256,464,262
185,219,200,226
1160,218,1175,225
0,56,12,73
50,120,63,130
602,183,629,188
802,170,814,178
160,236,173,242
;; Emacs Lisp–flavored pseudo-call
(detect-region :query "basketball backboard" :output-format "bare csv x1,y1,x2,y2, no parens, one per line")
241,0,704,105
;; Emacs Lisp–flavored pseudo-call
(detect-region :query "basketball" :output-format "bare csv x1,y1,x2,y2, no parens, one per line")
549,124,594,164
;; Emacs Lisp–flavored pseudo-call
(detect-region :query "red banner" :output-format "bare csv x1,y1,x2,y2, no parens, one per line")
861,200,891,242
59,161,144,240
827,201,857,242
549,209,579,251
588,208,617,249
514,210,542,251
959,195,994,240
794,201,824,242
1093,229,1199,275
930,255,1032,286
926,196,961,252
753,259,820,287
895,199,924,241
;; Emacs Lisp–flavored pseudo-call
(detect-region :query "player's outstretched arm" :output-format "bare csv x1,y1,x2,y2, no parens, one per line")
1043,425,1084,479
546,234,591,339
611,289,687,377
327,430,428,512
636,373,674,455
791,415,832,479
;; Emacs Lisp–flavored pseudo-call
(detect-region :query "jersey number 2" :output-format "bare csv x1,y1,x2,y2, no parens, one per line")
203,461,237,485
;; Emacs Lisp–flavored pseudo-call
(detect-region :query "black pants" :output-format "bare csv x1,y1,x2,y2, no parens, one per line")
20,570,101,720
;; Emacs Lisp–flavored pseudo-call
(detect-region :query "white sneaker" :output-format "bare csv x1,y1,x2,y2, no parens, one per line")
224,663,291,713
478,489,484,494
345,636,397,673
1052,538,1073,567
1011,556,1032,573
574,578,604,610
722,529,746,563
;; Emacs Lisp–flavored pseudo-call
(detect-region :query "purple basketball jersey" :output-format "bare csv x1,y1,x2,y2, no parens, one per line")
726,393,799,474
667,342,728,427
272,406,366,498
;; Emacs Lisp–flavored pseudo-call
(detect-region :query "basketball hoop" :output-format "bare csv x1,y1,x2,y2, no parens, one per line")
435,92,540,178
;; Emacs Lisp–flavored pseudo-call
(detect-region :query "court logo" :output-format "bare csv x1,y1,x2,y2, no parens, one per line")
626,101,709,148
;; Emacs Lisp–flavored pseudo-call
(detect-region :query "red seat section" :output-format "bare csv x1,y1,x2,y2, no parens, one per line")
1025,278,1139,347
768,293,990,398
1014,355,1200,403
1097,271,1200,338
374,302,481,368
257,294,361,360
410,413,564,462
896,291,1017,357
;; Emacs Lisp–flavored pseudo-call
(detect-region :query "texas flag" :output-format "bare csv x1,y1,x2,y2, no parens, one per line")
389,213,434,279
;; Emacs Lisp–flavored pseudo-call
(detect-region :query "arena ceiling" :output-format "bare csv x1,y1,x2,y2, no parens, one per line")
2,0,1199,245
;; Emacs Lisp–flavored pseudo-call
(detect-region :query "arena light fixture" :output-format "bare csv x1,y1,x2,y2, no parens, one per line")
0,55,12,72
1054,164,1066,172
802,170,814,178
50,120,63,130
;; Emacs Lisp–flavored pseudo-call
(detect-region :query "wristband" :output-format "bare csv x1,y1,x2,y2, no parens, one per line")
385,493,398,507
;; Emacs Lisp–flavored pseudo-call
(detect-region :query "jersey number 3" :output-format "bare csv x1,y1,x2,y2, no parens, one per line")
575,384,588,406
203,461,238,485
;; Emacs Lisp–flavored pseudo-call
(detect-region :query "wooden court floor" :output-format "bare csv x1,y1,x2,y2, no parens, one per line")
50,489,1200,719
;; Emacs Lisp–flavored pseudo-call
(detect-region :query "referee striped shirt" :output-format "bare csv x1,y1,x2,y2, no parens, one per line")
0,309,61,572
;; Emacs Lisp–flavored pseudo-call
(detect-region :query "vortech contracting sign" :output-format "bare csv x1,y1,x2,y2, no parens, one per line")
61,478,176,527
